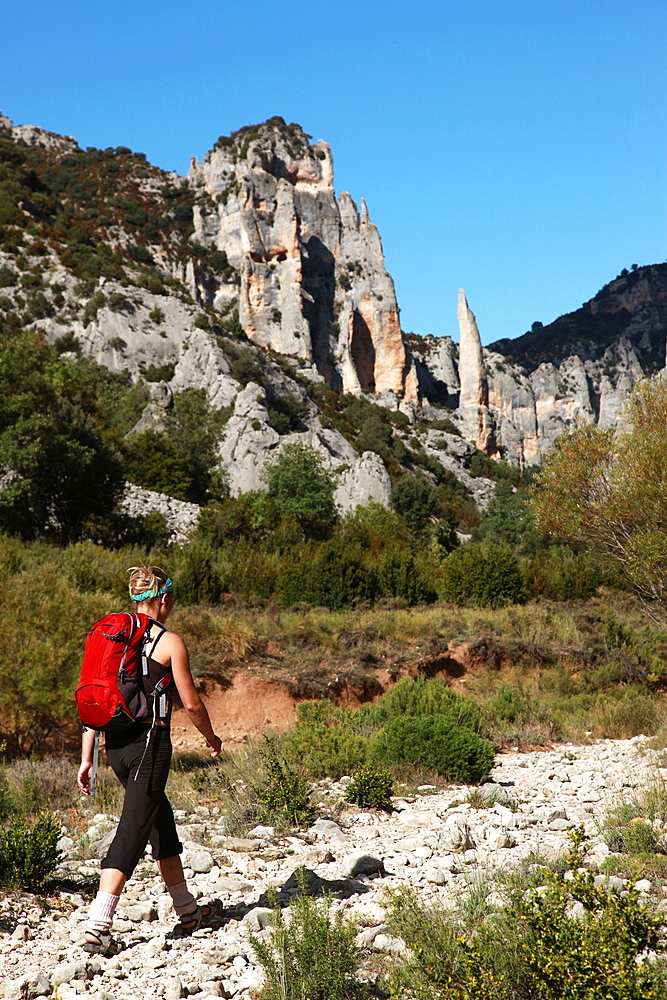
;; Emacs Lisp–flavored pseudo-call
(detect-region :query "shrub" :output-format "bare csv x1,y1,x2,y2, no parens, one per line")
523,547,602,602
440,542,527,608
229,347,264,385
83,289,106,326
251,879,364,1000
345,764,393,810
373,714,495,784
515,828,666,1000
256,736,313,827
143,362,175,382
0,564,112,752
388,828,667,1000
429,416,461,436
378,551,437,604
178,545,222,605
123,429,192,500
367,676,486,734
267,392,308,435
262,442,338,539
390,475,440,535
0,813,62,891
194,312,209,330
106,291,132,312
276,546,381,610
281,709,370,780
600,776,667,855
0,265,16,287
0,757,76,816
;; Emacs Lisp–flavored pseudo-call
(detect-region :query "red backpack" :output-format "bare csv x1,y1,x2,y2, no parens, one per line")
75,612,172,731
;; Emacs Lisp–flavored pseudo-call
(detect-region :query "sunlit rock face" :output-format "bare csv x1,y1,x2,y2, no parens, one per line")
456,290,496,454
409,265,667,466
189,119,418,404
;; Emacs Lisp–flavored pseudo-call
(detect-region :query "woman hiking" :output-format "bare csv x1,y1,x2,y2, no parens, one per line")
77,566,223,956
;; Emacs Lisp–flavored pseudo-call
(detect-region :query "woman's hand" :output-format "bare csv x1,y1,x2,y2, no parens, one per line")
206,734,223,758
78,761,93,795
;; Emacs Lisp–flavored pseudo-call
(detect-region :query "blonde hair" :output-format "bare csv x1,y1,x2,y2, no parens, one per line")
127,565,170,603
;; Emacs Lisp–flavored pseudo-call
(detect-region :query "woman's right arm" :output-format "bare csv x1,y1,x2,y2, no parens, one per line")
168,633,222,756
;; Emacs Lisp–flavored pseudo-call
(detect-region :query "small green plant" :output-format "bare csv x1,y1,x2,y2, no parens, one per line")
0,265,17,287
251,880,365,1000
345,764,394,811
194,312,210,329
107,291,132,312
388,827,667,1000
83,289,107,326
600,775,667,855
143,362,175,382
0,813,63,891
256,736,314,827
514,826,666,999
149,306,165,323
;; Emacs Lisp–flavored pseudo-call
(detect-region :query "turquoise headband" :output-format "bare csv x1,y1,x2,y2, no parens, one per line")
131,578,174,602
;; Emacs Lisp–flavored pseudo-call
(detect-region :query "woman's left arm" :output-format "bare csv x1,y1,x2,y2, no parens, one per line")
77,728,97,795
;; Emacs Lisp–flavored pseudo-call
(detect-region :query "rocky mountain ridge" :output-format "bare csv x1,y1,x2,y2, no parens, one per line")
1,111,665,524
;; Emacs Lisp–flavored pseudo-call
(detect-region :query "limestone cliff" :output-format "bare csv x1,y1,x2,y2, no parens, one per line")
188,118,416,405
1,107,666,523
409,266,667,466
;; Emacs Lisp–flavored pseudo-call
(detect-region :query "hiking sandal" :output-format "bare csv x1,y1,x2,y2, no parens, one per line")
178,900,223,935
83,929,123,957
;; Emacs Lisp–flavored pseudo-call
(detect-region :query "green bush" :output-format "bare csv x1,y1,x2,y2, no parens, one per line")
281,712,370,780
429,416,461,437
378,551,437,604
0,813,62,891
345,764,393,811
440,542,527,607
391,475,440,535
0,563,112,753
251,880,364,1000
276,546,381,610
515,828,666,1000
229,346,264,385
266,392,308,435
523,547,603,601
388,828,667,1000
367,676,486,734
373,714,495,784
143,362,175,382
262,442,338,539
123,430,192,499
0,265,16,287
178,545,222,605
601,779,667,856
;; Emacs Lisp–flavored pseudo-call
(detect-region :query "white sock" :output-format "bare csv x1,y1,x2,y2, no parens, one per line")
87,891,120,933
167,879,197,917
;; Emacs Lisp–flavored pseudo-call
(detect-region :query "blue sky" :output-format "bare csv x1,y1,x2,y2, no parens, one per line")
1,0,665,345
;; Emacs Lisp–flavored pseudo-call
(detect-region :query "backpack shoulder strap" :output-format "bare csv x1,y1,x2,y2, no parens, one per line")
140,616,171,679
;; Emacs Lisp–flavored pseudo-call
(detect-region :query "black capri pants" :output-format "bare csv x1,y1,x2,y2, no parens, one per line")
101,725,182,878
